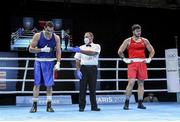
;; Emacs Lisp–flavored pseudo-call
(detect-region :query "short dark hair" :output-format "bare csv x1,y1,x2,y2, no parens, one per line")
45,21,54,28
132,24,141,31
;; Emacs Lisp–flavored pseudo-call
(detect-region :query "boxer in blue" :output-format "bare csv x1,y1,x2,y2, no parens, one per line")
29,21,61,113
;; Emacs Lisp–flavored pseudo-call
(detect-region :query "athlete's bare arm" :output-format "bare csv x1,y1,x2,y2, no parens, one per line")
54,34,61,62
29,33,41,53
118,38,130,58
144,38,155,58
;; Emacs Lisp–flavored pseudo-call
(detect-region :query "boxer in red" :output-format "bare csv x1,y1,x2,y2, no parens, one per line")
118,24,155,110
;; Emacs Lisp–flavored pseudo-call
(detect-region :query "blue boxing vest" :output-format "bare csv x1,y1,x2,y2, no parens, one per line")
36,32,56,58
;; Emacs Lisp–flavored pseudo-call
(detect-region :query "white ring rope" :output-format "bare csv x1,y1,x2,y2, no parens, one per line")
0,89,168,94
0,78,168,82
0,67,168,70
0,57,166,60
0,57,176,94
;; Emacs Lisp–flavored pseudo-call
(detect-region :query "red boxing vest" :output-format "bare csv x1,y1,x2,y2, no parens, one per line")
128,37,145,58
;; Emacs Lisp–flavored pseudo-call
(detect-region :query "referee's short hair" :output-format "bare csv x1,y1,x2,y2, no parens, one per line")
85,32,94,39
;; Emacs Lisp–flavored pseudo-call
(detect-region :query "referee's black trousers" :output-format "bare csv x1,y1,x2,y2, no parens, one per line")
79,65,98,109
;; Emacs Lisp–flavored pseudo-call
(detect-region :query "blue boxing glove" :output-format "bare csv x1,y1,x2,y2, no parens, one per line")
75,70,82,80
68,46,81,52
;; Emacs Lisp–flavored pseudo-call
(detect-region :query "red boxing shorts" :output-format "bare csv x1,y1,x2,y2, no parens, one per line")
127,62,147,80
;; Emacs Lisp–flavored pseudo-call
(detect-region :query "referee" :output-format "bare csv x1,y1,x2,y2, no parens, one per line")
70,32,101,112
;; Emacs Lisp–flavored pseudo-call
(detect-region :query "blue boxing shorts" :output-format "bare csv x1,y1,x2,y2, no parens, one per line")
34,61,55,87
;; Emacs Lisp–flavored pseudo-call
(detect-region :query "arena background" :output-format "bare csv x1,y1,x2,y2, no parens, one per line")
0,0,180,105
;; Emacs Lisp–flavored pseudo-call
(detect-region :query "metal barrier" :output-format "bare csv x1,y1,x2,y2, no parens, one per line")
0,57,170,94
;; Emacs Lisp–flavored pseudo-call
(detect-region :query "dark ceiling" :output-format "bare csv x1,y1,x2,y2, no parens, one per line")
33,0,180,9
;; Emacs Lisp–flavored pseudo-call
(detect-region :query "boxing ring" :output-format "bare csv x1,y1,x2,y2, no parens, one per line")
0,57,168,94
0,57,180,121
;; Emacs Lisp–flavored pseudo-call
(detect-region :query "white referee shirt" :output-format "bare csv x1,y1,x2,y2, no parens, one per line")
74,43,101,65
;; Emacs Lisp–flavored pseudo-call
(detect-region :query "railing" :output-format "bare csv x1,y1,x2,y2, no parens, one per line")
0,58,170,94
